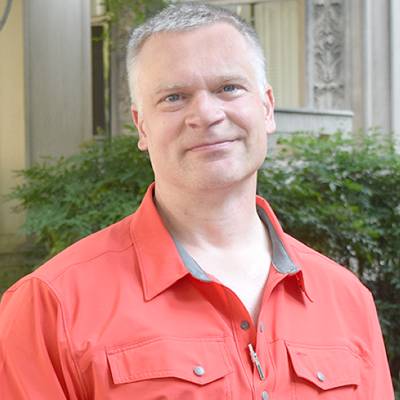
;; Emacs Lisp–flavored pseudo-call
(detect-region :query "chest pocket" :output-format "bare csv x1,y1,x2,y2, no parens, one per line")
106,336,233,399
286,342,361,399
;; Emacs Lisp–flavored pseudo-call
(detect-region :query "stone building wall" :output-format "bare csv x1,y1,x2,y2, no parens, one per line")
110,0,398,139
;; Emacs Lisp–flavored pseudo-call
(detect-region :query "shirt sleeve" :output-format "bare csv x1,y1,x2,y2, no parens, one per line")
363,289,395,400
0,278,86,399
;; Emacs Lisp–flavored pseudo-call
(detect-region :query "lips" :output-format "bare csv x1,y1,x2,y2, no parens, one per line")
187,139,237,152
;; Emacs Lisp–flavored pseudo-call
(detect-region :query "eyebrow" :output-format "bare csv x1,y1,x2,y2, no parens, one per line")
153,75,252,95
154,84,188,96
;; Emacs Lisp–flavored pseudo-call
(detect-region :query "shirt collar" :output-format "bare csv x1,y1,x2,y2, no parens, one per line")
130,184,190,301
255,196,313,302
131,183,312,302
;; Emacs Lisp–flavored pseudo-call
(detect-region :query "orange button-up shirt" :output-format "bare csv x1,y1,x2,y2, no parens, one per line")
0,184,394,399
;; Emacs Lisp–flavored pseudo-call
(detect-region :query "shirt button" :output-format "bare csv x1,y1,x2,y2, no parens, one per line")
316,371,326,382
193,366,205,376
261,390,269,400
240,320,250,330
259,322,265,333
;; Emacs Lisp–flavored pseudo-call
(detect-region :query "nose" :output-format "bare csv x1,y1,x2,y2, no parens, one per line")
185,91,225,130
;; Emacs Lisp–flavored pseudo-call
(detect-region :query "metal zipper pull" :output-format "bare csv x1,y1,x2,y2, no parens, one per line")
248,344,265,381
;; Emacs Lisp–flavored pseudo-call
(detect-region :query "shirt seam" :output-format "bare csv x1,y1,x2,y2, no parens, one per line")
130,229,151,298
40,243,135,285
107,335,227,354
285,338,367,367
29,277,90,400
113,367,227,383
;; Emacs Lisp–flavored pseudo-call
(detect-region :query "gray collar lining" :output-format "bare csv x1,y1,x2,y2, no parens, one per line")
256,206,298,274
173,238,211,282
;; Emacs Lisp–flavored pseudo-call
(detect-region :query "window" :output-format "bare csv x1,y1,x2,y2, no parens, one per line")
91,0,110,136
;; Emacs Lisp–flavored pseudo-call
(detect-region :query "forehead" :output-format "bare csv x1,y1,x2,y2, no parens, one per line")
134,23,257,94
141,22,248,52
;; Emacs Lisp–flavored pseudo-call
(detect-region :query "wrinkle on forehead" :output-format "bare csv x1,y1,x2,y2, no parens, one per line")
134,23,261,105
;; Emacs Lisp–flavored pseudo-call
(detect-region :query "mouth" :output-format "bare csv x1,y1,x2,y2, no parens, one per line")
188,139,237,152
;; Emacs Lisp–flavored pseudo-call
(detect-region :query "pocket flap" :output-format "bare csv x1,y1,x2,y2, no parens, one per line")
106,337,232,385
286,342,361,390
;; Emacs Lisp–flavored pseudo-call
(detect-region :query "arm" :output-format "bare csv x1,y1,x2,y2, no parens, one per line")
0,278,86,399
363,290,395,400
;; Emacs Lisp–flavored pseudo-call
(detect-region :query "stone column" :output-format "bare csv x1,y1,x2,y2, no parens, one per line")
24,0,92,162
390,0,400,150
307,0,347,110
0,0,26,251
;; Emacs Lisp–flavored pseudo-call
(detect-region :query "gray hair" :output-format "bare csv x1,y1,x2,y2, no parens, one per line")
126,2,267,105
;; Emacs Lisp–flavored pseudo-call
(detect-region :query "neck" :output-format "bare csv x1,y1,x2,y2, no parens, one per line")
154,176,262,250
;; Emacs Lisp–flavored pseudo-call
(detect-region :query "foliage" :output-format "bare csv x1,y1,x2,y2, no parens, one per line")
258,131,400,389
7,130,400,393
8,134,153,258
104,0,167,26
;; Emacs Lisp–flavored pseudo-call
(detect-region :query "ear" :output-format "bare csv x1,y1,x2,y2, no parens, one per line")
263,87,276,134
131,104,148,151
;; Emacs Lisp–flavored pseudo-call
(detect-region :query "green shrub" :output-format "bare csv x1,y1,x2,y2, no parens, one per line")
8,134,153,257
258,131,400,392
8,130,399,394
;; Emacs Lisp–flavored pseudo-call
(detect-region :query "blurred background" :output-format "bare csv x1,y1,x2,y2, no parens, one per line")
0,0,399,394
1,0,399,257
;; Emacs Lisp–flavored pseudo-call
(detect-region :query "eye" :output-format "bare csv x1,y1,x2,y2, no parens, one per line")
164,93,182,103
222,84,238,93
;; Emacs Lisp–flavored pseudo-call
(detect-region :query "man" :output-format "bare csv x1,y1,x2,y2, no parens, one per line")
0,3,394,399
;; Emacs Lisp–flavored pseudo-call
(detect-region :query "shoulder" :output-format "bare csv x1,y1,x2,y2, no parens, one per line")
5,213,137,298
285,233,372,300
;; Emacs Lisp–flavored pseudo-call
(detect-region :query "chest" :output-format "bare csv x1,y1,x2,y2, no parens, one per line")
71,272,365,400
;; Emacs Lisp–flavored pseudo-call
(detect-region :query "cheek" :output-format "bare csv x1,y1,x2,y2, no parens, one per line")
149,112,184,141
143,124,181,163
228,97,267,131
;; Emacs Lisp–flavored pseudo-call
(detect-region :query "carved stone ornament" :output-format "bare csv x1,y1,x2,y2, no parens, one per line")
313,0,345,109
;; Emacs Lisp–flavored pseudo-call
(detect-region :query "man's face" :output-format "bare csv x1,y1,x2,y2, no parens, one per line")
131,22,275,192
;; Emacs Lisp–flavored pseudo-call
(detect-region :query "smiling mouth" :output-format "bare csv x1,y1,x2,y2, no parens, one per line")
188,139,237,152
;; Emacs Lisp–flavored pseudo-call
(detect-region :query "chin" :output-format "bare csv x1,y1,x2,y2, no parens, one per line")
187,170,257,191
